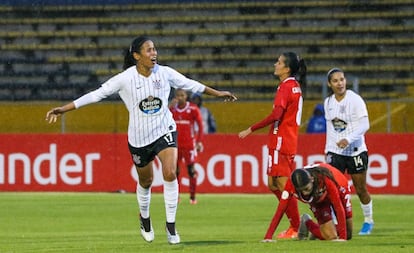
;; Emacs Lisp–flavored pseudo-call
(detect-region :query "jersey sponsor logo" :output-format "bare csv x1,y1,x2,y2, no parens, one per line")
332,117,347,132
139,96,162,114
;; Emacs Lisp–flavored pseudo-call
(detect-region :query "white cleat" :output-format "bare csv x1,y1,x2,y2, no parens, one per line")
140,216,154,243
166,227,180,244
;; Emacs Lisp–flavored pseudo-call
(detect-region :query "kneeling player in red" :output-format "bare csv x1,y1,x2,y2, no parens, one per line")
263,163,353,241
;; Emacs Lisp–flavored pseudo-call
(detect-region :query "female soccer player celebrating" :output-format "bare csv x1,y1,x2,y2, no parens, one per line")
45,36,237,245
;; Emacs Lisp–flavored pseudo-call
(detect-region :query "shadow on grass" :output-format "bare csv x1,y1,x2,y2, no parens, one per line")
180,240,243,246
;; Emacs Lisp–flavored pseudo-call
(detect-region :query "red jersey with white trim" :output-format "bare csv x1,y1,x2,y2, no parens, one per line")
251,77,302,154
170,101,203,149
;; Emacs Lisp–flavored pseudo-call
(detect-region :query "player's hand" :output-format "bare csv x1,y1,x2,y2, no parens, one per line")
238,128,252,139
261,238,276,243
219,91,237,102
45,107,63,123
196,142,204,152
331,238,347,242
336,138,349,149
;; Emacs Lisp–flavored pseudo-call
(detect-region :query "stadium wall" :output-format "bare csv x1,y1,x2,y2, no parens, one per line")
1,100,413,134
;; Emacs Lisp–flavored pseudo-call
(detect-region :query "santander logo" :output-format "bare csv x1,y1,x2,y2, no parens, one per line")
0,144,100,185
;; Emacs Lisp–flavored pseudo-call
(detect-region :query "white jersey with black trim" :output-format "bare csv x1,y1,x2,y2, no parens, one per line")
324,89,369,156
74,64,206,147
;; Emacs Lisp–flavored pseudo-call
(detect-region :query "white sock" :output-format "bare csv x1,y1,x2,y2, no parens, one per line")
137,184,151,219
360,200,373,224
163,179,179,223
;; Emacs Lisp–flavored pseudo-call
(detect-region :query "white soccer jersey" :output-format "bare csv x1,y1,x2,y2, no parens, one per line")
74,64,206,147
324,90,369,156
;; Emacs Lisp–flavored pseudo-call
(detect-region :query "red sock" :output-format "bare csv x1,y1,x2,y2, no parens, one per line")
306,220,323,240
189,177,196,200
272,190,300,230
285,197,300,231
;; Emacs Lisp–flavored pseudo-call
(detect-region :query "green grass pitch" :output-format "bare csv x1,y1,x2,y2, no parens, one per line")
1,193,413,253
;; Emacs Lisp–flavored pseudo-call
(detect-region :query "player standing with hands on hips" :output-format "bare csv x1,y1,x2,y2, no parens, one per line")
239,52,307,240
324,68,374,235
45,36,237,245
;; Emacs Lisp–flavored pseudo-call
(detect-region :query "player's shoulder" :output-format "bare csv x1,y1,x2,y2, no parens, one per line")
154,64,176,74
188,102,200,110
279,77,301,93
280,77,298,87
346,89,363,99
345,90,366,104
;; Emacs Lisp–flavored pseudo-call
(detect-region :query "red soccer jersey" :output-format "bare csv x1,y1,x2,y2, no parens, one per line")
170,101,203,149
305,163,351,240
264,163,351,240
251,77,302,154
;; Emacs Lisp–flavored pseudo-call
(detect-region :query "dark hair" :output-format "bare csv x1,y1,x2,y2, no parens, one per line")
123,36,150,70
282,52,307,94
307,167,338,189
291,168,312,190
327,67,344,83
292,166,339,201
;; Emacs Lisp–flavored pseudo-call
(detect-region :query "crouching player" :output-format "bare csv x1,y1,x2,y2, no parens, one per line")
263,163,353,241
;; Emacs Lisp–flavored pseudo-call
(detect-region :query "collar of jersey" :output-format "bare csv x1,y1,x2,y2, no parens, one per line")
153,64,159,73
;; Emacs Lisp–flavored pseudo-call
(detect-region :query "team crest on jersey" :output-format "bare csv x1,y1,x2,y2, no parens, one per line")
139,96,162,114
332,117,347,132
152,79,162,89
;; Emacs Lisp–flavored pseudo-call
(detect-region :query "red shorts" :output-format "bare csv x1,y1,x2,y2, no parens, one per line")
310,193,353,225
178,147,197,166
267,149,295,177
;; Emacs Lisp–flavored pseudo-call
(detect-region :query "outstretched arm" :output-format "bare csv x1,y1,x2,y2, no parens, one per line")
238,105,284,139
45,102,76,123
203,86,237,102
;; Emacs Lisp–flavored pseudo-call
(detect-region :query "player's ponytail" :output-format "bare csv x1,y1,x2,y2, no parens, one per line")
282,52,307,95
123,35,150,70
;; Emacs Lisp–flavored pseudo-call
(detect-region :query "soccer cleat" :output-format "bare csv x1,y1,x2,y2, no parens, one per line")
139,215,154,243
298,213,312,240
166,224,180,244
277,226,298,239
190,199,198,205
358,222,374,235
